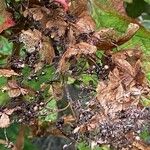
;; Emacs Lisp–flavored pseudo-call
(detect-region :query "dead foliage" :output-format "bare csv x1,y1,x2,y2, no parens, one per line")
2,80,28,98
0,108,20,128
57,42,97,73
0,0,150,150
0,69,19,77
73,49,150,149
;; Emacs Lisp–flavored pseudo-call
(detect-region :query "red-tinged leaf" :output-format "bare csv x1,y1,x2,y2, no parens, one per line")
54,0,69,11
0,13,15,33
111,0,127,16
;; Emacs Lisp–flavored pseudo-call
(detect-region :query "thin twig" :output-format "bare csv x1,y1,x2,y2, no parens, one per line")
45,102,70,113
64,85,76,119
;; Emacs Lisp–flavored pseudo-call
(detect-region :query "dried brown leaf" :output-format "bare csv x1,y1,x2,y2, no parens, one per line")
111,0,127,16
74,11,96,35
58,42,97,73
8,80,19,88
3,108,16,115
0,69,19,77
0,113,10,128
8,88,21,98
46,19,67,37
134,60,145,85
4,80,28,98
92,23,139,50
96,49,146,117
63,115,75,124
23,7,49,21
113,57,134,76
51,82,63,100
132,140,150,150
118,23,139,45
40,37,55,64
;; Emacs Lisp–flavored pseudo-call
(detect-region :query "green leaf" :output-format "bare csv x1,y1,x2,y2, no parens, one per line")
67,77,76,84
0,16,5,25
144,0,150,4
140,127,150,143
0,77,7,87
125,0,147,18
141,97,150,107
0,123,37,150
39,99,58,122
44,99,57,122
77,142,110,150
80,74,98,86
77,142,91,150
0,91,10,106
0,36,13,55
124,0,133,3
22,65,55,91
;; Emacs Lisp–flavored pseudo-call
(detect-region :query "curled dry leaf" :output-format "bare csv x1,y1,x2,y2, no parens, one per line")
23,6,51,21
92,23,139,50
0,113,10,128
3,80,28,98
58,42,97,73
0,108,21,129
73,11,96,35
40,36,55,64
118,23,140,45
8,88,21,98
92,28,118,50
113,56,134,76
46,19,67,38
0,69,19,77
3,108,16,115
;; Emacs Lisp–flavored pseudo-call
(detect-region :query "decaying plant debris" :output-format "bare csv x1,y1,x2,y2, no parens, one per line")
0,0,150,150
